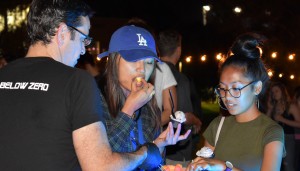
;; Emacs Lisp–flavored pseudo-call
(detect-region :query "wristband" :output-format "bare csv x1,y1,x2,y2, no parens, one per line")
138,142,162,170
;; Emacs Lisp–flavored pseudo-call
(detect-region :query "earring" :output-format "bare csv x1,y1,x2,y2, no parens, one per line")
217,97,228,110
257,99,260,109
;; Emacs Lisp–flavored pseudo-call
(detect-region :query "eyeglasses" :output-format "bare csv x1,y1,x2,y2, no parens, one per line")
215,81,256,98
67,25,92,46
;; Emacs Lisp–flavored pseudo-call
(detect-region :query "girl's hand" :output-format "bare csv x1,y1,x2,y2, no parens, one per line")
154,122,191,148
186,157,226,171
122,78,155,116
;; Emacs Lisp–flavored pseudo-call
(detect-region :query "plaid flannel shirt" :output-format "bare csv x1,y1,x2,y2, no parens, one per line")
105,106,160,153
100,92,162,170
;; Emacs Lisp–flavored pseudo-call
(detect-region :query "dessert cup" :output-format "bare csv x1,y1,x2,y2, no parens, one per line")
170,111,186,128
196,146,215,159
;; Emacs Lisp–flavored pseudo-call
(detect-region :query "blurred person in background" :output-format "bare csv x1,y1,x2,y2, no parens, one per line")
75,52,105,89
267,82,299,171
188,75,203,158
293,86,300,171
75,52,100,78
157,29,202,167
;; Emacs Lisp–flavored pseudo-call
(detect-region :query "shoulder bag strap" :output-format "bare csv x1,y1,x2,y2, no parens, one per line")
215,116,225,147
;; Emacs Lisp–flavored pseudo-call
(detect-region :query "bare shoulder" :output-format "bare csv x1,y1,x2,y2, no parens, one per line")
289,103,300,120
289,103,300,115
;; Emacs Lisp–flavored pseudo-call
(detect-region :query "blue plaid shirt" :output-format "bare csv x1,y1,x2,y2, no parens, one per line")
105,107,160,153
100,93,162,170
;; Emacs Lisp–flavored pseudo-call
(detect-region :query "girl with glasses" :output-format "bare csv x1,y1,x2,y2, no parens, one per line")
186,33,285,171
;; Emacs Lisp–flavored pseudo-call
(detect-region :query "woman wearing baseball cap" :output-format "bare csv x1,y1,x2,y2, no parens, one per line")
98,25,191,170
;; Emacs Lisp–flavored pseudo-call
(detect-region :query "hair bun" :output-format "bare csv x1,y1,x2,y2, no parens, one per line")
230,33,265,59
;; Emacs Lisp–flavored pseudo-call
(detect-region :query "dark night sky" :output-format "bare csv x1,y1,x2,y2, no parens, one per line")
86,0,300,57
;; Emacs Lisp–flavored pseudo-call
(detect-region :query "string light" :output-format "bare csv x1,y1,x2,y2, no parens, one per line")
233,7,242,13
290,75,295,80
200,55,206,62
288,54,295,60
185,56,192,63
271,52,277,58
203,5,211,11
268,71,273,77
216,53,223,60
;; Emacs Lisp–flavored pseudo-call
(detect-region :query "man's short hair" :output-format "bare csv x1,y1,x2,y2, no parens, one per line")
27,0,94,45
157,30,181,57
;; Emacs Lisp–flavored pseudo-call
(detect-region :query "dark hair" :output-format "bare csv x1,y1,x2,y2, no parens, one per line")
157,30,182,57
294,86,300,101
127,17,149,30
103,53,161,130
269,82,291,106
27,0,94,45
220,33,269,99
268,82,291,119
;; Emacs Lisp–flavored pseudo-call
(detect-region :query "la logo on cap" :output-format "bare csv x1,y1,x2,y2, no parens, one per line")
137,33,147,46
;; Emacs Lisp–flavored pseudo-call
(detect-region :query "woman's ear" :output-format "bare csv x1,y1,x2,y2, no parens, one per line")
254,81,263,95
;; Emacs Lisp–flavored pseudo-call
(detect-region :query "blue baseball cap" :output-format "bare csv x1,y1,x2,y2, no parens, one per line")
98,25,160,62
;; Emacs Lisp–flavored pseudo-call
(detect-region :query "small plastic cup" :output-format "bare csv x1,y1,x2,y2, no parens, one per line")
196,146,215,159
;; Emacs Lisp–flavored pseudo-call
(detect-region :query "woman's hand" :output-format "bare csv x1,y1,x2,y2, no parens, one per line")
185,157,226,171
122,78,155,116
154,122,191,148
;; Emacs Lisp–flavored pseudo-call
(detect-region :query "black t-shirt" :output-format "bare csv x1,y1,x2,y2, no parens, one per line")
0,57,104,171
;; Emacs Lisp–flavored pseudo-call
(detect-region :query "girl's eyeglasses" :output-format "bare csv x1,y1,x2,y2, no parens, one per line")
215,81,256,98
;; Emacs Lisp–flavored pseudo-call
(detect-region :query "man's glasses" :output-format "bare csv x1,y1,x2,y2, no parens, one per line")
67,25,92,46
215,81,256,98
